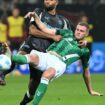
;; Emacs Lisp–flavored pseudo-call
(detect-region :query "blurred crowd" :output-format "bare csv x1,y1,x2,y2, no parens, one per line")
0,6,26,52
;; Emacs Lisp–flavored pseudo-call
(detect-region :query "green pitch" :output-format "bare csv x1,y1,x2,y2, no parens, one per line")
0,74,105,105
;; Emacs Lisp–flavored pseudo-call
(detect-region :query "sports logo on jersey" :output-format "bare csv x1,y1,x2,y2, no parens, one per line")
63,54,80,61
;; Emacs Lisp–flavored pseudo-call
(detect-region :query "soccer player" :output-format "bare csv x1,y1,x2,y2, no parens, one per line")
0,0,77,105
8,13,103,105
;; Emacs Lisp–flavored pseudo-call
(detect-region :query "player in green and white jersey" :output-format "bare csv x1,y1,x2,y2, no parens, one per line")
6,12,103,105
47,29,89,69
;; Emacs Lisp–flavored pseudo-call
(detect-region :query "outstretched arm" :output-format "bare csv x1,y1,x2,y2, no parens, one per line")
81,50,103,96
83,68,103,96
24,12,61,41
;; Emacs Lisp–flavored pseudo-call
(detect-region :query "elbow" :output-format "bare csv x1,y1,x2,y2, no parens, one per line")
29,25,37,35
29,28,34,35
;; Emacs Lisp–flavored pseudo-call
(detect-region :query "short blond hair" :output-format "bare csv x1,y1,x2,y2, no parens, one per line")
78,22,90,32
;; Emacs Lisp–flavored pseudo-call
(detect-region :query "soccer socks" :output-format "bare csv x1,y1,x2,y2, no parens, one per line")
32,77,49,105
20,91,33,105
11,54,29,64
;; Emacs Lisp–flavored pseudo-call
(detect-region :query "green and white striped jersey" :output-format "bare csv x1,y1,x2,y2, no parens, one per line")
47,29,90,69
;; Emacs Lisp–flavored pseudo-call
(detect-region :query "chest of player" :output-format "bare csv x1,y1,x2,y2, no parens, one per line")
62,44,85,66
40,12,64,29
60,39,84,57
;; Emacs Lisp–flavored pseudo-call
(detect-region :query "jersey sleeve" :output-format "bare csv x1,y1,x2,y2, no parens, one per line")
34,8,43,16
69,20,75,32
59,16,75,31
56,29,73,37
30,8,42,25
81,48,90,70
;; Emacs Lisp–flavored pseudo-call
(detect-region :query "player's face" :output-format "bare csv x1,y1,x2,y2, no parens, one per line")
44,0,58,11
74,25,88,40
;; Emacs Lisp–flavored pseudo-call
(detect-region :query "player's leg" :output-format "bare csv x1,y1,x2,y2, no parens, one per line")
0,50,27,79
0,41,31,86
10,51,41,103
19,40,44,105
0,61,16,85
20,67,42,105
0,43,16,85
19,51,54,105
32,68,56,105
32,53,66,105
0,43,5,85
2,50,27,75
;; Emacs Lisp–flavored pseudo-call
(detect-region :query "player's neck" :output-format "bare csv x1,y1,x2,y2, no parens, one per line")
48,9,56,15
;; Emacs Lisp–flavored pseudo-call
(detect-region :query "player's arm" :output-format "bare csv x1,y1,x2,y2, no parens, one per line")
24,12,61,41
82,68,103,96
31,12,56,35
29,24,61,42
81,50,103,96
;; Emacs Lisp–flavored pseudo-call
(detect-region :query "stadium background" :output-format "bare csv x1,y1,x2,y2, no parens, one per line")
0,0,105,74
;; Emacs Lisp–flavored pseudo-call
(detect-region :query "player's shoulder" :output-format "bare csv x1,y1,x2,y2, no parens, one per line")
58,15,69,21
57,15,72,30
82,47,90,55
34,8,44,15
56,29,72,35
58,29,72,33
57,15,66,19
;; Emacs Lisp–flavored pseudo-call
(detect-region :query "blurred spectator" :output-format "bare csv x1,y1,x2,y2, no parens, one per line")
0,0,14,11
73,0,98,5
27,0,38,4
73,0,88,4
0,17,8,43
7,7,25,51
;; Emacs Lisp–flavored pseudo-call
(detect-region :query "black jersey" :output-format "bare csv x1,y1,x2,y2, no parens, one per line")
20,8,72,53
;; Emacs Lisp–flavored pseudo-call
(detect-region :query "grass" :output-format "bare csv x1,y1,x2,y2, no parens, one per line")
0,74,105,105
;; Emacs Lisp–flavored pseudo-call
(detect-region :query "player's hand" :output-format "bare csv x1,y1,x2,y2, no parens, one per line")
53,35,62,42
2,42,9,47
2,42,9,50
90,90,103,96
78,40,87,47
24,12,35,18
1,42,9,54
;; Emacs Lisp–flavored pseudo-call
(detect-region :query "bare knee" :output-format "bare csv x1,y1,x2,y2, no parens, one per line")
28,54,39,66
42,68,56,80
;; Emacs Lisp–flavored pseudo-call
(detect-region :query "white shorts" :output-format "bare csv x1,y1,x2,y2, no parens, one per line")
30,50,66,79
